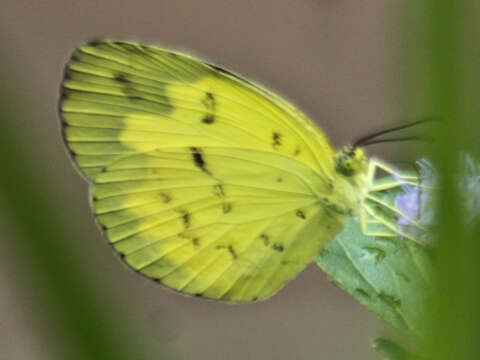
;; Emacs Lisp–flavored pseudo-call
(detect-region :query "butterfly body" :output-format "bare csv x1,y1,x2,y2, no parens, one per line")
60,40,371,302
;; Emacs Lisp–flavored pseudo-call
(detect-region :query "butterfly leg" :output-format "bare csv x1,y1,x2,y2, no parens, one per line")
359,201,425,245
358,159,427,246
367,158,420,190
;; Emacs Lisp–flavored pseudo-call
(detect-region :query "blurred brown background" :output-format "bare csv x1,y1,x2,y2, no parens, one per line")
0,1,414,359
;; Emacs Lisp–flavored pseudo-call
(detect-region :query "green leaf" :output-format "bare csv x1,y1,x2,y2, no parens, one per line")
316,180,433,337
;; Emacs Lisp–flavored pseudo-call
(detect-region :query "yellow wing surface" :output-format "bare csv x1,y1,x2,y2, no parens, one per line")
60,40,350,302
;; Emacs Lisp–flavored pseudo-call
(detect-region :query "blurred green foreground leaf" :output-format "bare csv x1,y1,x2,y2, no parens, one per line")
0,44,156,359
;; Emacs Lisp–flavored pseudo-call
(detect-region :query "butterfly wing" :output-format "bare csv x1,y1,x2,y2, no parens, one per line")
60,40,344,302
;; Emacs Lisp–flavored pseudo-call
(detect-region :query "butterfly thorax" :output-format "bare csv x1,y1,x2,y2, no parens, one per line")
333,146,368,177
327,146,369,218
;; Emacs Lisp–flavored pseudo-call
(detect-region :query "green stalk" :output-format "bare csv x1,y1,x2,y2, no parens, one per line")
424,1,480,358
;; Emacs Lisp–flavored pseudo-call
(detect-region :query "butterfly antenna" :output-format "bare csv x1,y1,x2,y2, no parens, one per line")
361,135,433,147
354,117,438,147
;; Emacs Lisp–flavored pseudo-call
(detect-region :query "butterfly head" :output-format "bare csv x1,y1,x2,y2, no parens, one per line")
334,146,368,177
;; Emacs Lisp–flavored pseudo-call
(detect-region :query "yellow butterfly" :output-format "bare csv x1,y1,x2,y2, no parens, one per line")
59,40,418,302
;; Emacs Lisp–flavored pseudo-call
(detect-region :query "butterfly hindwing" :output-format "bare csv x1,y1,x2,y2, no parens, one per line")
92,147,340,301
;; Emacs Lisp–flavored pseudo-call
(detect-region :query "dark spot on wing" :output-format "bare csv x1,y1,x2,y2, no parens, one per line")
272,243,284,252
192,238,200,246
252,296,259,301
182,212,190,228
176,210,191,228
228,245,237,260
119,79,143,101
92,196,98,202
215,244,238,260
160,193,172,204
202,114,215,124
276,177,283,182
294,146,301,156
194,292,203,297
260,233,270,246
201,92,216,124
119,252,125,259
190,147,210,174
153,278,161,283
272,132,281,149
114,73,129,83
209,64,234,75
222,203,232,214
100,223,107,231
127,95,143,101
137,46,160,61
296,210,306,219
207,63,251,83
119,43,143,54
213,183,225,197
202,92,216,110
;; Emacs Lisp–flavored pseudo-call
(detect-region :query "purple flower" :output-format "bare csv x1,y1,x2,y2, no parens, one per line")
395,188,421,229
393,159,436,244
394,154,480,244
